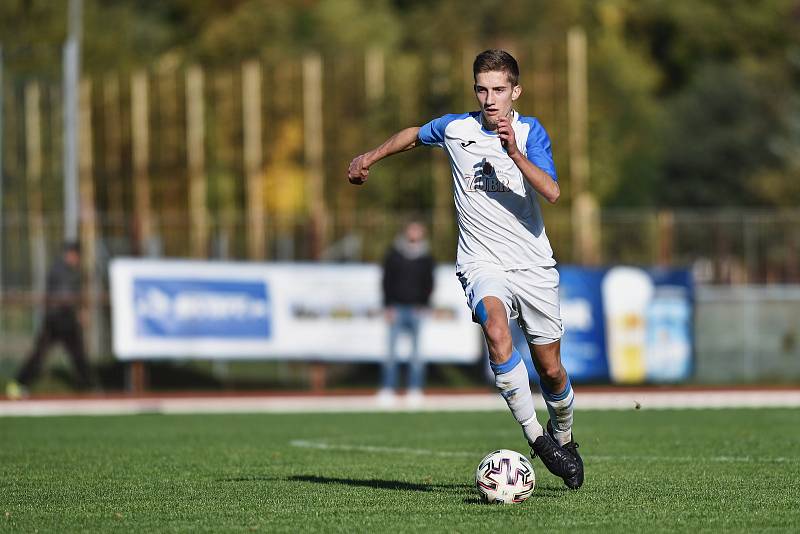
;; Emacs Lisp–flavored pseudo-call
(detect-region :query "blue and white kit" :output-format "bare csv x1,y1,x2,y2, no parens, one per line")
418,110,564,343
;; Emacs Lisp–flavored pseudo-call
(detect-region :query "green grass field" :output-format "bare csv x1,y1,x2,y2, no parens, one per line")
2,409,799,532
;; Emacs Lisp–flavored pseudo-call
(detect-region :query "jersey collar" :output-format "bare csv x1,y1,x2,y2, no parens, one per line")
477,109,518,136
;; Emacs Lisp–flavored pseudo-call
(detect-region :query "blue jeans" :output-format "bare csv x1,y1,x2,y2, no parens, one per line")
383,305,425,390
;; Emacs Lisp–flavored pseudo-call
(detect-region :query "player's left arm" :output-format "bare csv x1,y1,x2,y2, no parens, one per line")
497,117,560,204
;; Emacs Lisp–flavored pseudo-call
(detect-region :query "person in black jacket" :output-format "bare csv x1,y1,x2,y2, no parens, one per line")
380,221,435,401
6,242,92,398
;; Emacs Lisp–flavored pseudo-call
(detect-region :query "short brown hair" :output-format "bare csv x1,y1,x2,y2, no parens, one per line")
473,49,520,86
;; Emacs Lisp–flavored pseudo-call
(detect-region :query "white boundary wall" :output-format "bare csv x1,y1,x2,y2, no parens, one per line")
3,389,799,417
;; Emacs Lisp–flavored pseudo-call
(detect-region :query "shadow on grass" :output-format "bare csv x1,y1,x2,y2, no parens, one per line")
288,474,472,493
464,485,572,505
219,475,570,500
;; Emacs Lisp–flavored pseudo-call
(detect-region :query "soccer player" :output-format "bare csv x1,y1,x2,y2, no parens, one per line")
347,49,583,489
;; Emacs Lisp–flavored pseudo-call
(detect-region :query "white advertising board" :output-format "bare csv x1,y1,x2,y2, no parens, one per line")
110,259,482,363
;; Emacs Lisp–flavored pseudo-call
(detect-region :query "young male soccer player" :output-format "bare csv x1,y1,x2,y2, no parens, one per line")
347,49,583,489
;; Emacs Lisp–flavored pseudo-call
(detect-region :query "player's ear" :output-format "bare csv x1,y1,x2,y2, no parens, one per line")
512,85,522,101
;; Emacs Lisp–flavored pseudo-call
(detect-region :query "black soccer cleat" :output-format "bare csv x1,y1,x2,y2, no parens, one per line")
547,420,584,490
530,433,578,482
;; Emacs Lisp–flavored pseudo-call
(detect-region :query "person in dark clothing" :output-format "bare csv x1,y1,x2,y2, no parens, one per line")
380,221,435,401
7,242,92,398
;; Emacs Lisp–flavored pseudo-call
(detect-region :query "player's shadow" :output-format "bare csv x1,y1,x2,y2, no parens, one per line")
288,474,469,494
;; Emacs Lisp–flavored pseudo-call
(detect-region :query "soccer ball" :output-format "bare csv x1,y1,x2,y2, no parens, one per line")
475,449,536,504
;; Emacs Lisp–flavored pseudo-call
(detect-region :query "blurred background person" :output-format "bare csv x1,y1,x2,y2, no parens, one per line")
380,221,435,403
6,242,93,399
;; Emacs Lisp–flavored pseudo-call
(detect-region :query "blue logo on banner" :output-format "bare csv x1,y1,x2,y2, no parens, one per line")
133,278,271,338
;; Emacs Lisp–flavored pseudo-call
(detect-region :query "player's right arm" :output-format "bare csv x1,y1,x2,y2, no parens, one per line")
347,127,421,185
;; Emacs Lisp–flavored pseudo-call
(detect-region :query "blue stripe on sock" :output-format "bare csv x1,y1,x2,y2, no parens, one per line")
541,377,572,402
490,347,522,375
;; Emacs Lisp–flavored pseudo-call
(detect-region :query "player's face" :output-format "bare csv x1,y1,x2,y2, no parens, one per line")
474,71,521,129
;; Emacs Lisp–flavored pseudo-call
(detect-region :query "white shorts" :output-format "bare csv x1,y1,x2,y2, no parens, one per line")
457,263,564,345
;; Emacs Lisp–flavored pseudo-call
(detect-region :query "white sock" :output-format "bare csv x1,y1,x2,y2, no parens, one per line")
541,377,575,446
492,348,543,445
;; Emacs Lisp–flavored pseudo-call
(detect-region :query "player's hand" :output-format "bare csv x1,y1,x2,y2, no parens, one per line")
348,154,370,185
496,116,518,156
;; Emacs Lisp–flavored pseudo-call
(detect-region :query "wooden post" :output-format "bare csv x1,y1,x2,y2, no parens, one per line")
303,53,326,259
156,59,179,170
103,74,123,228
568,27,600,265
127,361,147,394
309,362,327,393
186,65,208,258
79,78,100,358
532,42,555,131
657,210,674,266
365,48,385,104
4,82,18,185
131,70,153,255
243,60,265,260
214,69,237,257
25,82,47,301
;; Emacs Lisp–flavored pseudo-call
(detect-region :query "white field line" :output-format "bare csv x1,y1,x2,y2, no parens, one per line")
2,390,800,417
289,440,798,464
289,440,476,458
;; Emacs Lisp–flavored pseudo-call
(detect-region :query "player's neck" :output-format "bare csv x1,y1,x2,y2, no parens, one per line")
480,109,514,131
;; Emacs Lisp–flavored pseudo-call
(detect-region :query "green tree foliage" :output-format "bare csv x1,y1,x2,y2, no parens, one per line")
660,63,787,206
1,0,798,208
618,0,800,206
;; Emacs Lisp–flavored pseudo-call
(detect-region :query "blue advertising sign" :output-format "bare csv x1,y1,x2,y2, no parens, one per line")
133,278,271,339
558,267,610,382
516,266,693,384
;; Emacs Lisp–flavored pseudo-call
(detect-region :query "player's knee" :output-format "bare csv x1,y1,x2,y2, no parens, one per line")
484,318,511,351
539,363,566,386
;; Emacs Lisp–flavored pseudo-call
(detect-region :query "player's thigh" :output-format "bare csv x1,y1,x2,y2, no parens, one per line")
477,295,511,340
512,266,564,346
457,266,514,352
456,265,514,325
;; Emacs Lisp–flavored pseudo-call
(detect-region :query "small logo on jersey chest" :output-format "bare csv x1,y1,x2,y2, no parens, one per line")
465,158,511,193
460,140,476,148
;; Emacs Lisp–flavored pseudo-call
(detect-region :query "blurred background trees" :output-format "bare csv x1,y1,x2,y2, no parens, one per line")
1,0,799,264
2,0,797,209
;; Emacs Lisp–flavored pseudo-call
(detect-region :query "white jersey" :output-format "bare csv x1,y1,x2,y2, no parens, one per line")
418,111,557,271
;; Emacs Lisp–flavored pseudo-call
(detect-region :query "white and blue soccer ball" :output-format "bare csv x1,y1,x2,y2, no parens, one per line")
475,449,536,504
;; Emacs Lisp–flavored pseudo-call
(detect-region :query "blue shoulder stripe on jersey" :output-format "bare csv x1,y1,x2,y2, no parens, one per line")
518,116,558,182
418,113,471,145
490,347,523,375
